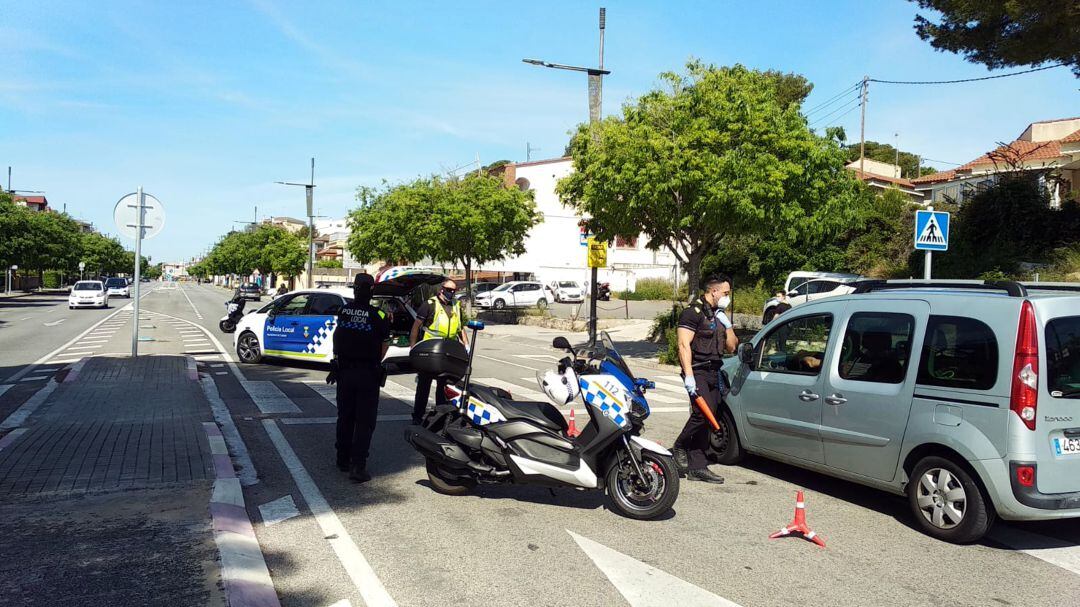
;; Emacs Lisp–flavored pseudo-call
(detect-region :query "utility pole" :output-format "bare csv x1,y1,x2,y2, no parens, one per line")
894,132,900,178
523,8,610,345
859,75,868,175
276,158,316,289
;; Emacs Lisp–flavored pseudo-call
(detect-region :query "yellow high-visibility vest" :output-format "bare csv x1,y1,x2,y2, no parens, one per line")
422,297,462,341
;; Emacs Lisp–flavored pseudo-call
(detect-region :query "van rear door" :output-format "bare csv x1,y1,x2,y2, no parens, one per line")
1034,297,1080,494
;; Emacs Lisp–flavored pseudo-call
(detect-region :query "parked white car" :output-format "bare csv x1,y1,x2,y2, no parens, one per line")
762,271,862,322
546,280,585,303
69,281,109,309
474,281,549,310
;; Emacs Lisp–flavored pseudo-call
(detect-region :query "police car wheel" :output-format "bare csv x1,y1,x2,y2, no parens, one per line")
237,332,263,363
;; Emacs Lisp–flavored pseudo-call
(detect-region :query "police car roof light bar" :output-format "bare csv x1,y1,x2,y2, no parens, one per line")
851,279,1027,297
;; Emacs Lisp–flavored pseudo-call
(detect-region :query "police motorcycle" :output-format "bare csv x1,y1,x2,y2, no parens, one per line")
219,297,247,333
404,321,680,520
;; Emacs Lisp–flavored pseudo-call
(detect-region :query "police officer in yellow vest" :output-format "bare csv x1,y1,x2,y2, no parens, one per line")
409,278,469,424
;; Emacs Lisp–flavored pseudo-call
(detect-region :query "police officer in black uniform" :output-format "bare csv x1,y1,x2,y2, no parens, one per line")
674,274,737,484
327,273,390,483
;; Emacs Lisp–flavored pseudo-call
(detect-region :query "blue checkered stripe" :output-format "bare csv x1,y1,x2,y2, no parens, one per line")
579,378,629,427
453,396,507,426
303,318,336,354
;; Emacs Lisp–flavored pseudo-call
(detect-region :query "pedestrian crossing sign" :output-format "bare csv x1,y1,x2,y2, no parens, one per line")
914,210,950,251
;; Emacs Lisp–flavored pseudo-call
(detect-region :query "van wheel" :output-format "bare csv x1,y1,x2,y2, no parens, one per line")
908,456,995,543
708,408,744,465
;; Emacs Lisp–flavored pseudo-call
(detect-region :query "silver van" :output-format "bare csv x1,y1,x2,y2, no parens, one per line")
714,280,1080,543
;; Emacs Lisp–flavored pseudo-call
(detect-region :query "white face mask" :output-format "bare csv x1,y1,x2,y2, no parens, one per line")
716,295,731,310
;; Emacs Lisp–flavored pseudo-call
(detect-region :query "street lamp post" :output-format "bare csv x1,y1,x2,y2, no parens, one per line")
6,264,17,295
523,7,609,345
276,158,316,289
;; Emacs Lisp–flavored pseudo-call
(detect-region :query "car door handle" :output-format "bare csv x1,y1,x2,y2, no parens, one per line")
825,394,847,406
798,390,820,402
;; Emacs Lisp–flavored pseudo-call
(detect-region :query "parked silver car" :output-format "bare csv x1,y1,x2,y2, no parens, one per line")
713,280,1080,543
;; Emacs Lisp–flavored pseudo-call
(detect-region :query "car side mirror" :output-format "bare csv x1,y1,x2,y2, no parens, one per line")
737,342,755,367
552,336,573,351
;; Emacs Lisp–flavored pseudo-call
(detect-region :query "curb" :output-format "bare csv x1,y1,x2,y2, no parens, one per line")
203,422,281,607
63,357,89,383
186,356,199,381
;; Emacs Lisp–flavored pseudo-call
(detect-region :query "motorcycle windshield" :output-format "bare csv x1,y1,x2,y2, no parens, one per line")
600,331,635,380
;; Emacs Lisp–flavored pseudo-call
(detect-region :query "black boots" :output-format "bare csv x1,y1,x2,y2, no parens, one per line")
349,464,372,483
673,448,689,474
687,468,725,484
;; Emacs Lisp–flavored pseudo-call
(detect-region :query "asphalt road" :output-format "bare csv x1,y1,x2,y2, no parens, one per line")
5,282,1080,607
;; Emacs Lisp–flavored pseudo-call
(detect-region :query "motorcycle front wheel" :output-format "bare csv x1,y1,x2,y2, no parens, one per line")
606,449,679,520
425,459,475,496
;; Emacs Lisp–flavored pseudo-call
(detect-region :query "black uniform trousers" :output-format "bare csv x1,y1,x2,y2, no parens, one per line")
413,374,448,424
336,361,382,468
675,367,721,471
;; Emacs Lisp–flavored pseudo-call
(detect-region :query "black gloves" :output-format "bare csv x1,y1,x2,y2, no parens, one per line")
326,359,339,385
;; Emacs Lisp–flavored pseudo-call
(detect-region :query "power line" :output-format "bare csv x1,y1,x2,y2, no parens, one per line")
869,62,1067,85
810,97,861,127
803,81,861,116
819,102,862,129
920,157,963,166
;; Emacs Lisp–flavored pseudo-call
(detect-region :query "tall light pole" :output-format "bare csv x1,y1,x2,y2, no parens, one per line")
523,7,609,345
276,158,316,288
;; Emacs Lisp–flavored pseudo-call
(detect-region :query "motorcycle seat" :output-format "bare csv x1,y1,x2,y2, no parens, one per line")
470,385,568,432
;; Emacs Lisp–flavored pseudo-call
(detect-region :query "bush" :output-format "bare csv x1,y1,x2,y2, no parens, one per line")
1043,245,1080,281
732,284,771,315
43,270,62,289
649,305,685,365
619,277,686,301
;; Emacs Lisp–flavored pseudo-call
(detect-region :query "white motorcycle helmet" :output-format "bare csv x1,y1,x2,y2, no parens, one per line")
537,368,580,406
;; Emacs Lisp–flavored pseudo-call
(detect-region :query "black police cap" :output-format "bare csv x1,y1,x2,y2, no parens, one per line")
353,273,375,289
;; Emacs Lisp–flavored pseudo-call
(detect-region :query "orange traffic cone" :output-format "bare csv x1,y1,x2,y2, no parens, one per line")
769,490,826,548
566,408,581,438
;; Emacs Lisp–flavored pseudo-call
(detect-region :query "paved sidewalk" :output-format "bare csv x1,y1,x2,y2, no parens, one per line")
0,355,227,606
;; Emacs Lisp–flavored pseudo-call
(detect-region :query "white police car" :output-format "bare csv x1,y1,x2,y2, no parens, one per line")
232,271,445,373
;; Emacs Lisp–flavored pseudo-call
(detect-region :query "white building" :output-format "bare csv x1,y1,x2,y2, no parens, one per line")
479,157,682,292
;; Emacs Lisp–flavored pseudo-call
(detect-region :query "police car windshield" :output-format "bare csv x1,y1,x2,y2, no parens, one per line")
105,278,126,287
74,282,102,291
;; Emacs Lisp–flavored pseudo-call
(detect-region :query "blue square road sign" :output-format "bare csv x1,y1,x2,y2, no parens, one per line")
914,210,950,251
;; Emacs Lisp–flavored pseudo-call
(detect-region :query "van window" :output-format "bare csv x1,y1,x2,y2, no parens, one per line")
1046,316,1080,398
917,316,998,390
756,314,832,375
839,312,915,384
808,280,839,294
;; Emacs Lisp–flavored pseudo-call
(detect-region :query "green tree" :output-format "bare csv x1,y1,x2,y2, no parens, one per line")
764,70,814,107
80,232,129,277
348,179,442,266
347,175,538,303
910,0,1080,76
432,174,539,303
558,61,862,298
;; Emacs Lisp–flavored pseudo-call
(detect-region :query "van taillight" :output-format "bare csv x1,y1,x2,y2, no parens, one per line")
1010,300,1038,431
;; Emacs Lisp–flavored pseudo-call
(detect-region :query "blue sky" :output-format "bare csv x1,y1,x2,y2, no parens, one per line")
2,1,1076,263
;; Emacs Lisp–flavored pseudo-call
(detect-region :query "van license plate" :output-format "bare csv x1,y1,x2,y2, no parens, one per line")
1053,437,1080,456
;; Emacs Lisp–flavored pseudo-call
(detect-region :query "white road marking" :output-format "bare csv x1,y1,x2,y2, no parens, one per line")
64,346,99,351
477,377,548,402
0,379,60,430
45,358,83,364
215,371,228,375
43,319,66,327
568,530,742,607
19,316,32,321
0,385,12,398
178,284,204,319
77,338,109,343
475,354,544,371
515,354,560,362
258,495,301,526
240,380,301,414
3,305,128,383
280,414,411,425
262,420,398,607
991,526,1080,577
19,376,51,382
326,601,352,607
